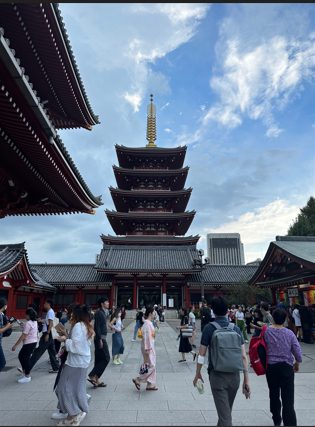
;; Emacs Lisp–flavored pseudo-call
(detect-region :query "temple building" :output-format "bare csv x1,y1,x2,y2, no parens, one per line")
249,236,315,307
0,4,102,217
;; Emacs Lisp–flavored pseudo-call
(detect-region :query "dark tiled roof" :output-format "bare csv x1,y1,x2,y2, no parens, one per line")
0,243,26,275
30,269,55,291
31,264,112,285
96,245,200,272
188,265,258,285
101,234,200,246
274,239,315,266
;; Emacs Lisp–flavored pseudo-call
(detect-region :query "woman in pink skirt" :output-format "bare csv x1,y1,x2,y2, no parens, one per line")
132,306,158,391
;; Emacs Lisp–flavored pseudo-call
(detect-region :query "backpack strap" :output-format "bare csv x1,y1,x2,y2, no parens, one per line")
211,321,222,330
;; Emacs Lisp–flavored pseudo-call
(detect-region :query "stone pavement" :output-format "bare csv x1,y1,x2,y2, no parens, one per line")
0,320,315,426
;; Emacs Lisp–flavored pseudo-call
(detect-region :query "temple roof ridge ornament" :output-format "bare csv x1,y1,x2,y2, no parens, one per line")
146,94,157,148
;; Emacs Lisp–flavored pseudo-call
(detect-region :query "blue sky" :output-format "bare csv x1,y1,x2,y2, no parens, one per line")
2,3,315,263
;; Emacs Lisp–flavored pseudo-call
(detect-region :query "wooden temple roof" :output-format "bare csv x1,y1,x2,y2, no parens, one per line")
109,187,192,213
101,234,200,246
187,265,258,287
32,264,112,287
0,15,102,217
113,166,189,191
115,144,187,169
95,245,200,273
0,4,99,129
249,236,315,288
106,210,195,236
0,243,54,291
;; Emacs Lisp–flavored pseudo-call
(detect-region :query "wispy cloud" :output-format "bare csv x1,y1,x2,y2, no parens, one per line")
203,199,300,262
204,35,315,137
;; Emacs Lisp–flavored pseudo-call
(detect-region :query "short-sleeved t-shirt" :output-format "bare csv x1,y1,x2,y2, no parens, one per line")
200,315,244,373
23,320,38,344
42,308,55,333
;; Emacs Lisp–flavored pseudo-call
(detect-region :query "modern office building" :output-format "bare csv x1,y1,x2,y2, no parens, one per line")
207,233,245,265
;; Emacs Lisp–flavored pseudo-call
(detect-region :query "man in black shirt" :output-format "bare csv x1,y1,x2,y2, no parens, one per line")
193,296,250,426
88,297,110,387
200,300,211,332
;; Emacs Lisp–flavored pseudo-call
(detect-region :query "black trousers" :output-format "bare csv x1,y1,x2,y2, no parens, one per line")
29,332,59,371
18,342,37,375
266,362,297,426
89,338,110,379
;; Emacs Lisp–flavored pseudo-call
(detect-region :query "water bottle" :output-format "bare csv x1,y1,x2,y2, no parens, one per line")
196,378,204,394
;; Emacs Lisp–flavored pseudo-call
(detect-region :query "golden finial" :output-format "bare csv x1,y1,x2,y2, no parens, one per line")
146,94,157,147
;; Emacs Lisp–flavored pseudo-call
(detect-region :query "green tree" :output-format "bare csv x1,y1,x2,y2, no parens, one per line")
288,196,315,236
227,282,272,306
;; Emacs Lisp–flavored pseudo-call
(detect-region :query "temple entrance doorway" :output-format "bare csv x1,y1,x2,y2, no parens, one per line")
138,286,161,308
117,286,133,309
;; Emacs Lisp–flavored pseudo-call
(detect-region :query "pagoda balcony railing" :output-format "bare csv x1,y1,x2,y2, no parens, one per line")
129,208,173,213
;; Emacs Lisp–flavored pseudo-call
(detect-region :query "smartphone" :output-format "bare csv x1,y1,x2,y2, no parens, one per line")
8,317,16,324
244,384,250,399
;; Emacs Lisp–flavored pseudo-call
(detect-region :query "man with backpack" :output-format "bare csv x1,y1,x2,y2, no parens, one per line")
193,296,250,426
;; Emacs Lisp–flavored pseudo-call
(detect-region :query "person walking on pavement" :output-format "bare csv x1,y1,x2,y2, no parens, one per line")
200,300,211,332
264,308,302,426
193,296,250,426
28,299,60,374
0,298,13,372
235,306,249,343
132,306,158,391
132,308,144,342
87,297,110,388
110,308,125,365
260,302,274,326
292,305,302,341
178,307,194,362
54,304,94,427
12,308,38,383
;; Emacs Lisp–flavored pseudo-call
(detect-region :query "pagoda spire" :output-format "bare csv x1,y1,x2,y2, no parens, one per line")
146,94,157,147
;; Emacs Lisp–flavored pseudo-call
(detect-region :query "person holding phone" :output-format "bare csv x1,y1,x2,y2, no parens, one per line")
0,298,13,371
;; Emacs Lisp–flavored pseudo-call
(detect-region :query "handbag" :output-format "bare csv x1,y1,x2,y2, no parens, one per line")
139,363,148,375
181,326,193,338
137,327,143,339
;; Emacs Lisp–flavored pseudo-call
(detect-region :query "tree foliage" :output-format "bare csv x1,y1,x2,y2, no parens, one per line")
288,196,315,236
226,282,272,306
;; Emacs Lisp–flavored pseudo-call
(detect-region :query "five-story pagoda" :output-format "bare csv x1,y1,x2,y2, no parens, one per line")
96,96,200,309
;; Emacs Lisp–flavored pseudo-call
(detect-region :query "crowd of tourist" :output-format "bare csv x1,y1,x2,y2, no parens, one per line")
0,295,315,426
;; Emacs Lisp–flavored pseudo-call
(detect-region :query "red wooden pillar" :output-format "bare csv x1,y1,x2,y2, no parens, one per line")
76,287,84,304
7,284,15,316
162,275,167,308
132,275,138,309
184,284,191,309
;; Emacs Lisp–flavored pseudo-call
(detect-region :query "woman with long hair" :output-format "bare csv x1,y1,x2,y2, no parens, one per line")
54,304,95,426
132,306,158,391
178,307,194,362
12,308,38,383
110,308,124,365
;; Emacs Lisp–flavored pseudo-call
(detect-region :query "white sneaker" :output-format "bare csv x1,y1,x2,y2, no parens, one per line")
51,412,68,420
18,376,31,383
245,340,249,343
131,339,136,342
76,412,86,424
118,358,123,365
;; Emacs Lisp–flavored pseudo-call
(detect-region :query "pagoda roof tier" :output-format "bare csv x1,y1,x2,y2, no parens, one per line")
115,144,187,169
101,234,200,246
95,244,200,273
106,210,195,236
0,52,102,217
113,166,189,191
109,187,192,213
0,4,99,130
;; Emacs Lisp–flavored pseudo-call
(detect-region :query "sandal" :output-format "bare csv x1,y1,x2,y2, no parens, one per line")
132,378,140,390
97,382,107,387
178,359,186,363
87,378,98,387
146,386,158,391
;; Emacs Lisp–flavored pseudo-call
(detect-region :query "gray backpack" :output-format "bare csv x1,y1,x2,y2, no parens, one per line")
210,321,243,373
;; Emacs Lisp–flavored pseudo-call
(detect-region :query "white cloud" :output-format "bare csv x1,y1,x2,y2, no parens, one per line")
123,92,142,113
164,128,172,133
204,35,315,136
161,102,170,111
203,199,300,261
61,4,210,114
